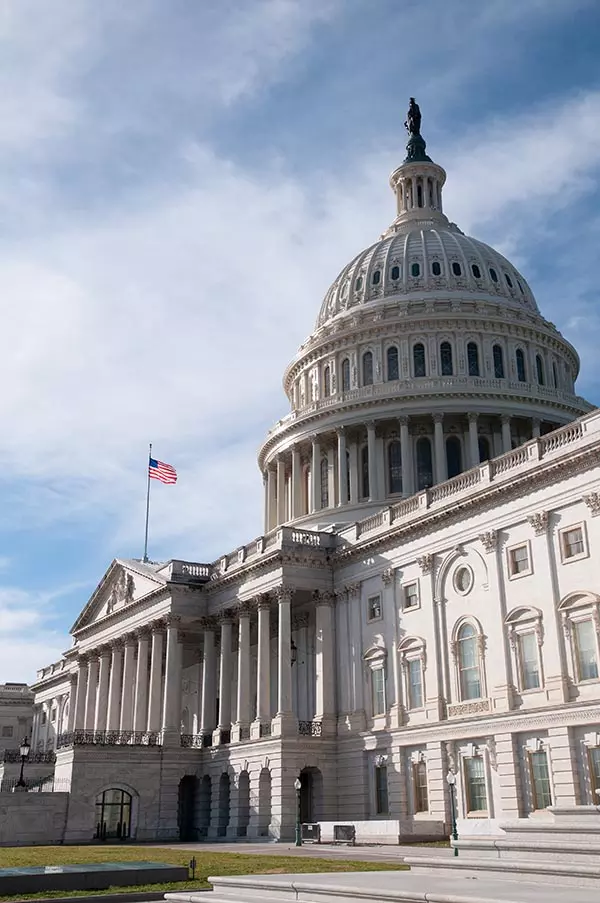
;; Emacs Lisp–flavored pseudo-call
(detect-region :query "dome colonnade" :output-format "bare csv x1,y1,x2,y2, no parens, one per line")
259,111,591,531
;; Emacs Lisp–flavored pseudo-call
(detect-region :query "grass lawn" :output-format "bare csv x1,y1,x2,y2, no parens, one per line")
0,845,407,901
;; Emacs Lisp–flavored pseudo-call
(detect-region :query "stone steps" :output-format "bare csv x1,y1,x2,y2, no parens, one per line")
405,854,600,888
454,836,600,863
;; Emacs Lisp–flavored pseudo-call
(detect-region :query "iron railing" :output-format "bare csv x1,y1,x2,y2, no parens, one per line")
298,720,322,737
56,730,161,749
180,734,204,749
259,722,272,738
3,749,55,764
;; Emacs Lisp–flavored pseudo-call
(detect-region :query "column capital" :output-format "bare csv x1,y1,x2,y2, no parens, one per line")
398,415,410,427
382,567,395,586
69,673,78,687
135,626,151,641
164,614,181,628
275,585,294,605
467,411,479,423
86,652,99,664
527,510,549,536
432,412,444,424
312,590,335,607
254,593,272,611
336,425,346,437
365,420,377,433
109,638,124,651
122,632,137,647
479,530,498,553
236,600,253,618
97,644,112,658
344,582,360,598
500,414,511,425
199,616,218,632
217,609,235,625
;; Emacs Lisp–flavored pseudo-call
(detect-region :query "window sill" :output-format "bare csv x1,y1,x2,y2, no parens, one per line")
403,604,420,613
561,552,589,565
367,615,383,625
508,569,533,581
466,811,489,818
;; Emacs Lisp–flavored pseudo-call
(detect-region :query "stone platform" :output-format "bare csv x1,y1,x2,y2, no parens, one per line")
0,861,188,895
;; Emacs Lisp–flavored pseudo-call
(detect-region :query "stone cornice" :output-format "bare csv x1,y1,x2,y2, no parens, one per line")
73,585,171,639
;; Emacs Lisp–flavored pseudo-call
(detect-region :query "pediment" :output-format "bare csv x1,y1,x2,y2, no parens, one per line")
70,559,165,633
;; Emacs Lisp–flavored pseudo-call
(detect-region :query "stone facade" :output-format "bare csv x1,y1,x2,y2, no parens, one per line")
0,684,33,752
28,115,600,845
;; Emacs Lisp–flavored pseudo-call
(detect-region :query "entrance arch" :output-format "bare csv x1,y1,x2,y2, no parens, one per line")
95,789,132,841
198,775,211,838
178,775,198,841
237,771,250,837
299,767,323,824
218,772,230,837
258,768,272,836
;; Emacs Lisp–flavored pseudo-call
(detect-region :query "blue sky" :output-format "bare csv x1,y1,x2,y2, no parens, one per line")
1,0,600,681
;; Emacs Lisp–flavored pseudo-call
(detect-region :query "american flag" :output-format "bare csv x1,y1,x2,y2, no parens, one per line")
149,457,177,485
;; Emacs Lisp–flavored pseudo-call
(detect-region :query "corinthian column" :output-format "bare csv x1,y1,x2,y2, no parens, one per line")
291,446,302,519
311,436,321,513
337,428,348,506
251,595,271,739
133,629,150,733
67,674,78,732
433,413,447,483
74,658,88,731
200,620,217,738
399,417,414,496
214,614,233,744
468,412,479,468
272,586,296,736
94,647,111,732
106,641,123,731
84,655,99,731
161,615,182,744
314,591,336,735
232,604,251,742
120,634,137,732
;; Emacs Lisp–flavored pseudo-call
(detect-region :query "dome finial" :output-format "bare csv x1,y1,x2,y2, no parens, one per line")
403,97,431,163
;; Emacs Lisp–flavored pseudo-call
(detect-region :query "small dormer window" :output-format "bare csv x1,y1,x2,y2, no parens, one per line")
390,265,400,280
432,261,441,276
372,269,381,285
505,273,514,289
411,262,420,277
355,276,363,291
471,264,481,279
489,267,498,283
452,262,462,276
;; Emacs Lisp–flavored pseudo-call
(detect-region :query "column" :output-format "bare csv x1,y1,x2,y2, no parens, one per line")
433,413,447,483
349,440,359,504
161,616,182,742
346,583,365,731
233,604,251,742
532,418,541,439
501,415,512,453
120,634,137,732
133,630,150,733
94,647,111,732
276,457,286,526
252,596,271,735
200,621,217,737
399,417,414,496
335,591,350,718
273,586,296,735
291,446,302,518
106,642,123,731
366,422,379,500
547,726,579,806
84,655,99,731
214,616,233,743
337,428,348,506
314,592,336,734
267,467,276,532
67,675,77,732
311,436,321,513
147,624,164,732
468,413,479,468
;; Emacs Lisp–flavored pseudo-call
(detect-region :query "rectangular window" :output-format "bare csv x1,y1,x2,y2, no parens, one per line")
574,619,599,681
518,632,541,690
41,711,47,725
529,750,552,809
464,756,488,813
413,761,429,813
51,708,57,722
408,659,423,709
372,668,386,716
508,544,530,577
367,594,382,622
1,726,13,738
561,526,585,561
588,747,600,797
403,582,419,610
375,765,389,814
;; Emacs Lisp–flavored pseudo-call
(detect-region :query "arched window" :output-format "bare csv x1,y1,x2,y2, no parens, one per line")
346,449,351,502
362,351,373,386
536,354,545,385
446,436,462,478
471,263,481,279
341,358,350,392
489,267,498,283
388,440,402,495
493,344,504,379
440,341,453,376
552,361,558,389
413,343,426,377
372,269,381,285
411,262,420,277
95,789,132,841
320,457,329,509
361,445,369,499
516,348,526,382
416,437,433,491
467,342,480,377
386,346,399,381
432,261,442,276
451,261,462,276
457,623,482,701
478,436,490,462
390,265,400,281
323,365,331,397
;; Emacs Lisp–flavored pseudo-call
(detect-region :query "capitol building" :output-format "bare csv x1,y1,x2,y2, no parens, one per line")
28,103,600,845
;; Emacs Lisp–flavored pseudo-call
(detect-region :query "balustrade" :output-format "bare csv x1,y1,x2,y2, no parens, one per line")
56,730,161,749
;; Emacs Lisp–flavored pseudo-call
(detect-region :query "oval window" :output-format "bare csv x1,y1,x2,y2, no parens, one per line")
452,262,462,276
505,273,513,289
471,264,481,279
453,566,474,595
411,262,420,278
372,269,381,285
390,265,400,280
489,267,498,283
432,261,442,276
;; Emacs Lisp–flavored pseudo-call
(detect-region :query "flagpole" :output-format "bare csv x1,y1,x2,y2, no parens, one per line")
143,443,152,563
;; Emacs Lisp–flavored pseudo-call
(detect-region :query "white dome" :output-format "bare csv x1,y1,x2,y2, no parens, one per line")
317,226,538,330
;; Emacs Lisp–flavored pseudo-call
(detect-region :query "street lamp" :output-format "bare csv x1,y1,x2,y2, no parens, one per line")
446,769,459,856
294,777,302,847
15,737,31,790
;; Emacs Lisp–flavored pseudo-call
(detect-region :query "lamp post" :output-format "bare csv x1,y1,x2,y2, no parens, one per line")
294,777,302,846
15,737,31,790
446,769,459,856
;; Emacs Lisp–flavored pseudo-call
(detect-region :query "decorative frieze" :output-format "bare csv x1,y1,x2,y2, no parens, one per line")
447,699,491,717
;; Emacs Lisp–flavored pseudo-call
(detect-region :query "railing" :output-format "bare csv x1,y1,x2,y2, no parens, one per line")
298,721,323,737
1,777,71,793
3,749,55,764
56,730,161,748
539,420,584,453
180,734,204,749
428,468,481,502
490,446,529,475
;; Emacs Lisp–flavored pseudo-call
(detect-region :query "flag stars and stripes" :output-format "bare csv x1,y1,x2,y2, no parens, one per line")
149,457,177,484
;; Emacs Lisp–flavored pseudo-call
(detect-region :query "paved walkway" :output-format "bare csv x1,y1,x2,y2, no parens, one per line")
142,841,452,861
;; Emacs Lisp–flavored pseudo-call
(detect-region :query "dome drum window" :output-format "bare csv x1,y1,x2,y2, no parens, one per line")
489,267,498,283
471,263,482,279
516,348,527,382
440,341,453,376
493,344,505,379
387,346,399,382
411,262,421,278
362,351,374,386
432,261,442,276
467,342,480,377
390,265,400,280
341,358,351,392
505,273,514,289
451,261,462,276
413,343,426,377
372,269,381,285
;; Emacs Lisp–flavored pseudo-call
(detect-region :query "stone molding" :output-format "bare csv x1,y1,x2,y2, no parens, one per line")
527,511,549,536
478,531,498,553
417,554,433,575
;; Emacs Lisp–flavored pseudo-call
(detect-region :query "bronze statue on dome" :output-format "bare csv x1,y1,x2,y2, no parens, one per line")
404,97,422,136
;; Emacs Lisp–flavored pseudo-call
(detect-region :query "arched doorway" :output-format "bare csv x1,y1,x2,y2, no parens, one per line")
95,789,132,841
178,775,197,841
198,775,211,838
237,771,250,837
258,768,272,837
218,773,230,837
299,767,323,824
